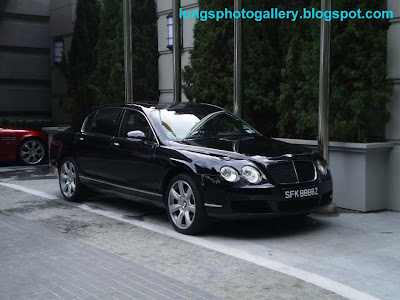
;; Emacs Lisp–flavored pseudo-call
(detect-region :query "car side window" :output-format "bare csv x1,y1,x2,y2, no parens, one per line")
82,111,97,133
119,110,155,142
90,108,122,136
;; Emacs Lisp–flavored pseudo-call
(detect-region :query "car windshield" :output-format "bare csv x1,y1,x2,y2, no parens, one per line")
150,105,259,141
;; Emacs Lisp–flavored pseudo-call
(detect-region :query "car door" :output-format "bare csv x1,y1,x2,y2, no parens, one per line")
108,109,163,196
76,108,123,180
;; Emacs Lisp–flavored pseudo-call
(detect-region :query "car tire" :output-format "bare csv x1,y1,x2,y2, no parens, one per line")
59,157,87,202
17,138,47,166
166,174,209,235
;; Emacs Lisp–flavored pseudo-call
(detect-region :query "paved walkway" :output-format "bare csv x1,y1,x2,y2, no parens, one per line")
0,213,218,300
4,165,400,299
0,183,343,300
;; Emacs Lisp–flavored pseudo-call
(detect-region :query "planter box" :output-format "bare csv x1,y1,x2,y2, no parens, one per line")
276,139,393,212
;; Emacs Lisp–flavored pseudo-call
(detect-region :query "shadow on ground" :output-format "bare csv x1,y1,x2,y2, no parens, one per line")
85,194,328,240
0,164,330,240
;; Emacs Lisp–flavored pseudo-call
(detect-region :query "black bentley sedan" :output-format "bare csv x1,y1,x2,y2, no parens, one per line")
50,103,333,234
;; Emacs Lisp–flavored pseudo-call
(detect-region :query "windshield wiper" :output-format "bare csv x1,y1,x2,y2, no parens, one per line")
219,135,255,141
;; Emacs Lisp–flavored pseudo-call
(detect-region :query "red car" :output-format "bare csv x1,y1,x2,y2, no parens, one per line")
0,127,48,165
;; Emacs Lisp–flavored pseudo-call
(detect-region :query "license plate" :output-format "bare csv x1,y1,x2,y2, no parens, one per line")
285,187,319,199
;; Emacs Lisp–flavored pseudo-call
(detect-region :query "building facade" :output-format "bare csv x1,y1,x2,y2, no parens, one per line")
0,0,51,119
49,0,77,124
156,0,198,103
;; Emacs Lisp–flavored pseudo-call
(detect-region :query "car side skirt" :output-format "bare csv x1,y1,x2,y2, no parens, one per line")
79,175,164,206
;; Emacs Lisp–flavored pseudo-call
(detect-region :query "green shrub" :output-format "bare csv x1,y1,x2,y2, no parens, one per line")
278,0,392,142
183,0,284,136
184,0,393,142
88,0,125,106
0,119,53,131
65,0,100,127
65,0,158,125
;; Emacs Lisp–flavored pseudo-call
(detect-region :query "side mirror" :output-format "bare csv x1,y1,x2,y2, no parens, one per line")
127,130,146,140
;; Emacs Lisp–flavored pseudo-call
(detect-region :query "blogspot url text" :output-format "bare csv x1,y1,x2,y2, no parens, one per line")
180,8,394,22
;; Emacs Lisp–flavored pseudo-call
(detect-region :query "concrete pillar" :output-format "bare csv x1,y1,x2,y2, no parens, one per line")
386,0,400,211
318,0,331,162
233,0,242,118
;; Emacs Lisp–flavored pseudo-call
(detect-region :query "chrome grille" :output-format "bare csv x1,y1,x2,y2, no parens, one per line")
293,161,316,182
267,162,297,184
267,161,316,184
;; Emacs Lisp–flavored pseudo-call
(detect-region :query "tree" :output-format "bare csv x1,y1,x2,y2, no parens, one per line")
183,0,284,135
65,0,158,124
277,0,320,140
89,0,159,105
242,0,282,135
329,0,392,142
66,0,100,126
131,0,159,102
185,0,392,142
183,0,234,109
278,0,392,142
88,0,125,105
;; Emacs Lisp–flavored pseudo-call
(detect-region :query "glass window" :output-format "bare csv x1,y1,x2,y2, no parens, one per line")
82,111,97,133
53,39,64,63
119,109,154,141
90,108,122,136
150,107,258,141
186,112,257,139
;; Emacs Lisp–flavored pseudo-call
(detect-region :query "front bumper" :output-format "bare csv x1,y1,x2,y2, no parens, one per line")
201,175,333,220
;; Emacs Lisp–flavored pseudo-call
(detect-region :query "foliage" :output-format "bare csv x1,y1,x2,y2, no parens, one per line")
183,0,283,135
0,119,53,131
89,0,159,105
183,0,234,109
277,0,320,140
184,0,393,142
65,0,158,125
278,0,392,142
66,0,100,126
131,0,159,102
242,0,283,135
88,0,125,105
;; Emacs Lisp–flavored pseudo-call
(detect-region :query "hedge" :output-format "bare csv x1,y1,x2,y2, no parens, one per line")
183,0,392,142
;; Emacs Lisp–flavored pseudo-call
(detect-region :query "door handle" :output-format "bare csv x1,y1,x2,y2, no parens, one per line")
113,142,120,147
79,137,85,141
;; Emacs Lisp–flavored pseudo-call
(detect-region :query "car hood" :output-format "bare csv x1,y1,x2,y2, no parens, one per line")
170,136,313,160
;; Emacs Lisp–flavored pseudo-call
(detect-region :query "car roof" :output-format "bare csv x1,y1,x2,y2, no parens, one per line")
104,102,223,112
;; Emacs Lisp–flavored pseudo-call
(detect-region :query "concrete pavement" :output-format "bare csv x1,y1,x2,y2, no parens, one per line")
0,213,219,300
0,180,342,300
1,165,399,299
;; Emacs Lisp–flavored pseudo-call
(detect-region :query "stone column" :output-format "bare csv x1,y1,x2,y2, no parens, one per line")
387,1,400,211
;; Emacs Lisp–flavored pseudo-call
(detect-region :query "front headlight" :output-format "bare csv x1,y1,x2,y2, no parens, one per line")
220,166,240,182
242,166,262,184
316,159,328,176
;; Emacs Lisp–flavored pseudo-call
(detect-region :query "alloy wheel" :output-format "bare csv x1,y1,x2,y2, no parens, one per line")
21,140,45,165
168,180,196,229
60,161,76,198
